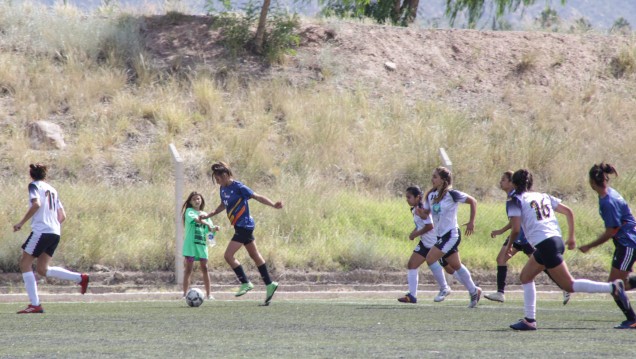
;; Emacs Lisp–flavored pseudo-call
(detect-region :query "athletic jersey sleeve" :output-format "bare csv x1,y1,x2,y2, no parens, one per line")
238,182,255,200
28,183,38,201
185,208,198,225
449,190,468,203
548,195,562,210
506,196,522,218
423,192,433,211
600,199,621,228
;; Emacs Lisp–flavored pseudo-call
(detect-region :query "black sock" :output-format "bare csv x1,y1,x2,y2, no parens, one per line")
629,276,636,290
525,317,536,323
258,263,272,285
613,296,636,321
232,265,249,284
496,265,507,293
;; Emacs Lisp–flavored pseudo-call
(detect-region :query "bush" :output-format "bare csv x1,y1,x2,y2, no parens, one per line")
209,1,300,64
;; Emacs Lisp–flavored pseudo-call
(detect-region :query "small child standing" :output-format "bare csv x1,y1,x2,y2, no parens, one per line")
182,191,219,300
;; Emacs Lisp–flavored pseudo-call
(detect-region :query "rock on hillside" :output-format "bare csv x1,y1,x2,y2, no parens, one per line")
142,15,635,115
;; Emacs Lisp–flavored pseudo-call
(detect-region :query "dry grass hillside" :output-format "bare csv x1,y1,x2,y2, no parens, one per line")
144,15,635,114
2,7,635,274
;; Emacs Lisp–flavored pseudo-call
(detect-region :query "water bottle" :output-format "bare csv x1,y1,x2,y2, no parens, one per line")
207,232,216,247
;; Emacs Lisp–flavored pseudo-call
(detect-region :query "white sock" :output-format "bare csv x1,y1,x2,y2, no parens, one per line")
453,271,465,286
522,282,536,320
456,265,477,294
429,262,448,290
22,272,39,306
572,279,612,293
407,269,418,297
46,266,82,283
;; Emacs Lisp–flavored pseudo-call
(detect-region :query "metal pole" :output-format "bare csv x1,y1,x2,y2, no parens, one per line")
169,144,184,285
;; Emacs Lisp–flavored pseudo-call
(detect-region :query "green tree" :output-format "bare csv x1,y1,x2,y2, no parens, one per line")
207,0,272,53
611,17,631,35
446,0,566,29
320,0,566,27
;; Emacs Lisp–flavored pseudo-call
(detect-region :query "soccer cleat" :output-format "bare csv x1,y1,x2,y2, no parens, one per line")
17,304,44,314
611,279,632,311
468,287,482,308
79,273,89,295
265,282,279,304
562,291,571,305
397,293,417,304
484,291,505,303
434,286,451,302
614,320,636,329
235,282,254,297
510,318,537,331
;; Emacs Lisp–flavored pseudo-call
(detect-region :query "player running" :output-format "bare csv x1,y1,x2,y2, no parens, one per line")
12,164,89,314
397,186,453,304
485,171,570,305
578,163,636,329
417,167,482,308
506,169,631,330
199,162,282,305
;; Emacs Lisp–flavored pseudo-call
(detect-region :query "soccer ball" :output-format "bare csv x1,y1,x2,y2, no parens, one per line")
185,288,204,307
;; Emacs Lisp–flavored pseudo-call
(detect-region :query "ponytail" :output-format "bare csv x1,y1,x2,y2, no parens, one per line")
431,167,453,204
512,169,533,194
29,163,48,181
589,163,618,188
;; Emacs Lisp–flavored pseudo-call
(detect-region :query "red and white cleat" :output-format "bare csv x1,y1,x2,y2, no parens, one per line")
17,304,44,314
80,273,90,295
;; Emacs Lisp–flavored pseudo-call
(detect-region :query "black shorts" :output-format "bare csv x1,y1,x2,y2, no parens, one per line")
413,242,449,267
503,237,535,255
434,229,460,256
21,232,60,257
532,237,564,269
612,239,636,272
231,227,255,245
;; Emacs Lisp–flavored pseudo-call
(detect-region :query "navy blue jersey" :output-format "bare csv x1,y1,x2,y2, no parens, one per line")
599,188,636,249
220,180,255,229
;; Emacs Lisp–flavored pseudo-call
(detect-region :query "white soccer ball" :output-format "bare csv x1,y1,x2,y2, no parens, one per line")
185,288,204,307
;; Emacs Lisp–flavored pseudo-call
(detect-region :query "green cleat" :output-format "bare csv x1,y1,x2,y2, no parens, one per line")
265,282,279,304
235,282,254,297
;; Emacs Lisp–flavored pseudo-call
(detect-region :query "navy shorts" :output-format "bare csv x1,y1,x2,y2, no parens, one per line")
532,237,565,269
413,242,448,267
612,239,636,272
503,237,535,255
231,227,255,245
434,229,460,256
22,232,60,257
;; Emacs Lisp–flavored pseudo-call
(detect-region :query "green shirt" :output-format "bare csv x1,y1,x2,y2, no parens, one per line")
182,208,213,260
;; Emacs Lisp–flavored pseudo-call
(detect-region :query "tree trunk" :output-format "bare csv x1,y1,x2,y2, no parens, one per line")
404,0,419,23
254,0,272,54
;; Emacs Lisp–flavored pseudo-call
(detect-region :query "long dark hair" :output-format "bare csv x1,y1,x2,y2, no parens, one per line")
406,186,424,209
589,163,618,188
181,191,205,224
512,169,533,194
211,161,233,177
428,166,452,204
29,163,47,181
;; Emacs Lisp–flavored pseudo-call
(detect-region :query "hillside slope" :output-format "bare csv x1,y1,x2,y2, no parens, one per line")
143,15,635,114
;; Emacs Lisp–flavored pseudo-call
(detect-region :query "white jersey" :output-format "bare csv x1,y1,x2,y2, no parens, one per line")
424,189,469,238
412,207,437,248
506,191,562,246
28,180,63,235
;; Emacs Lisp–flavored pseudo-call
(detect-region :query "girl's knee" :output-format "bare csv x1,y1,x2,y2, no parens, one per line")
36,268,48,277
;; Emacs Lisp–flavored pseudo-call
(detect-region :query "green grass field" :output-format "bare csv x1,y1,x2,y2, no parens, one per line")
0,295,633,358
